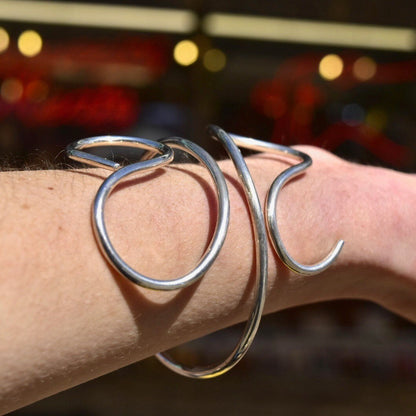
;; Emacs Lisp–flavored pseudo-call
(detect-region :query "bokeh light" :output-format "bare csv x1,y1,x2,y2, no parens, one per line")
366,108,388,131
203,48,226,72
1,78,24,103
353,56,377,81
319,54,344,80
342,103,365,126
173,39,199,66
18,30,43,57
0,27,10,53
26,80,49,102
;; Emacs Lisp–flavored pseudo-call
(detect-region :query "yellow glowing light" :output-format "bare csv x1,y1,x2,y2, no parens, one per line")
1,78,24,103
203,48,226,72
173,40,199,66
319,54,344,80
353,56,377,81
0,27,10,53
18,30,42,57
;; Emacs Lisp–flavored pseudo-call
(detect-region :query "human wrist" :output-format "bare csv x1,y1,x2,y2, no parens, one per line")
352,165,416,320
244,148,389,310
292,153,416,316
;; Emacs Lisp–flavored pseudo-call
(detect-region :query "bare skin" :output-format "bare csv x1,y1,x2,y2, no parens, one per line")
1,146,416,413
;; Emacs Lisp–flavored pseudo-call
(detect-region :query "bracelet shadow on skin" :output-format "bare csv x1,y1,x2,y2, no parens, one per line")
66,138,260,378
71,162,244,344
66,125,344,379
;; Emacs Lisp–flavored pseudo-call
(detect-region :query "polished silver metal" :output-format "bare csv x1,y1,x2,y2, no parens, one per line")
66,128,342,380
68,135,230,291
157,125,268,379
67,135,173,171
228,133,344,275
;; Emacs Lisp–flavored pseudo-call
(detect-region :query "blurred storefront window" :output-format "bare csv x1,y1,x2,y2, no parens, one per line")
3,1,416,414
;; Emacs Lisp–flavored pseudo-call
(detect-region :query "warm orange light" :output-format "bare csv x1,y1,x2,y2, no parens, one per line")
319,54,343,80
1,78,24,103
18,30,42,57
353,56,377,81
0,27,9,53
173,39,199,66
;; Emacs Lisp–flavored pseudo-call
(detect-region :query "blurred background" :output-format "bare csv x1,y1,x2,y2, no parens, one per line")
2,0,416,414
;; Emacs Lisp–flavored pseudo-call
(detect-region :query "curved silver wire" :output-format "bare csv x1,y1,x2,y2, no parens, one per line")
65,129,342,379
157,125,268,379
71,135,230,291
228,133,344,275
66,135,173,171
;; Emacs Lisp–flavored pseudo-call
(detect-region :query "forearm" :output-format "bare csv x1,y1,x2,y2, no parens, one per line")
0,150,415,412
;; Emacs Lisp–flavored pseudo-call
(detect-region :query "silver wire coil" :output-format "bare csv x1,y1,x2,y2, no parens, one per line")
155,127,268,378
66,125,343,379
67,135,230,291
227,130,344,275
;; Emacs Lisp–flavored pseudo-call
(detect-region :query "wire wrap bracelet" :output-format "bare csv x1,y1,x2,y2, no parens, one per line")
227,131,345,275
154,127,269,378
67,135,230,291
66,125,343,379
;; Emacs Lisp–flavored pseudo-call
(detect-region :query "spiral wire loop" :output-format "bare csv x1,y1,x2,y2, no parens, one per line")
66,126,343,379
67,135,230,291
154,128,269,378
227,132,344,275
